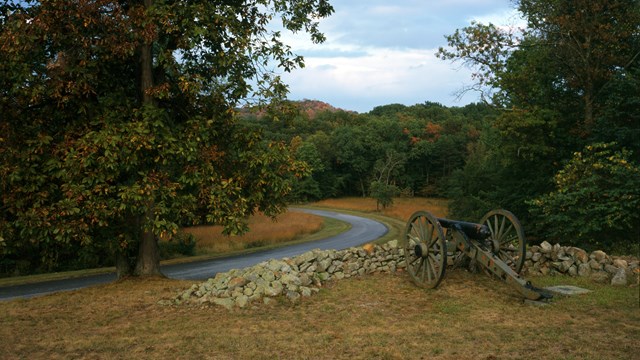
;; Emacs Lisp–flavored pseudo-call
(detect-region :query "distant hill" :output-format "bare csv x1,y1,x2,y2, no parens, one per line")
238,99,352,120
292,99,351,117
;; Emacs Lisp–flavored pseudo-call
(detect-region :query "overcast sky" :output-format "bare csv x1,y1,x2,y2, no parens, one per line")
277,0,523,113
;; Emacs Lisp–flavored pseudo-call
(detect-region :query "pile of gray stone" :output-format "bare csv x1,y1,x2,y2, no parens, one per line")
171,240,638,309
523,241,638,286
173,240,404,309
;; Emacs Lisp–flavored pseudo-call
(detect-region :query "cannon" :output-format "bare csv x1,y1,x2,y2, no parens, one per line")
403,209,551,301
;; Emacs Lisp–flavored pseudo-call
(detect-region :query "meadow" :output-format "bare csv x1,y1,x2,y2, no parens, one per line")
1,270,638,359
1,197,638,359
183,211,325,254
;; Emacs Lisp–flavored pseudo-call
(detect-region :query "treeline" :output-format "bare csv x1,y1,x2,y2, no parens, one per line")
241,100,493,201
243,94,639,255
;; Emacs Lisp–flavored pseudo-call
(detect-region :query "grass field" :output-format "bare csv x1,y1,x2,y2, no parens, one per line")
312,197,450,220
2,197,639,359
183,211,325,254
1,271,638,359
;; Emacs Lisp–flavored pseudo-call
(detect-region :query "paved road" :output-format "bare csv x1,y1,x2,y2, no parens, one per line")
0,208,387,301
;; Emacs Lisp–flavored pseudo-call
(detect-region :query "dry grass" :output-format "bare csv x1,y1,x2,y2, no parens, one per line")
1,271,638,359
3,197,638,359
183,211,324,254
312,197,450,221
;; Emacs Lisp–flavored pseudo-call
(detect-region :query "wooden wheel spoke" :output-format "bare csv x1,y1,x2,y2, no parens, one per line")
417,218,426,241
499,234,519,248
404,211,446,288
428,254,440,276
485,219,496,237
500,224,514,242
424,257,431,282
427,235,439,248
410,224,420,240
497,215,506,240
412,257,424,275
481,209,526,274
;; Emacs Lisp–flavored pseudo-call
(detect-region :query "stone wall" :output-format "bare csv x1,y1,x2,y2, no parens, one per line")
523,241,638,286
172,240,639,309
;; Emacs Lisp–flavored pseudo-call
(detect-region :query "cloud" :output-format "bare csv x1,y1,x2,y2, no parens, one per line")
281,46,478,112
275,1,517,112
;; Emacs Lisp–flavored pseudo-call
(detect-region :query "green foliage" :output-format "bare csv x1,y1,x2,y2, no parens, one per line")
159,232,197,260
439,0,640,242
0,0,332,276
528,143,640,252
289,140,325,202
370,181,399,210
437,21,517,103
244,100,494,202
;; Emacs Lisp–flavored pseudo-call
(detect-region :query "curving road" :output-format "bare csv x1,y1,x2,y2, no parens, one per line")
0,208,387,301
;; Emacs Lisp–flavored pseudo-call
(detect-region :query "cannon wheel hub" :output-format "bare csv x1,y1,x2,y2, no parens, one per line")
414,243,429,258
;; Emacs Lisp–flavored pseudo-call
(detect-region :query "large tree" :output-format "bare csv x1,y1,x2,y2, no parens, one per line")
0,0,333,277
439,0,640,133
437,0,640,239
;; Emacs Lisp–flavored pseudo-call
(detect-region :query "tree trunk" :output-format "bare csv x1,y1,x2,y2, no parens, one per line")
583,91,594,136
134,210,163,277
134,230,162,276
133,0,163,277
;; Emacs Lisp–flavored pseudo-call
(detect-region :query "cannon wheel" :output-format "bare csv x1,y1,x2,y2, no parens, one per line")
480,209,526,274
404,211,446,288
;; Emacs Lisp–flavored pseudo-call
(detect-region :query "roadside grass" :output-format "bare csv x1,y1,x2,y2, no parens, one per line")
1,270,638,359
183,211,325,254
0,197,435,286
312,196,450,220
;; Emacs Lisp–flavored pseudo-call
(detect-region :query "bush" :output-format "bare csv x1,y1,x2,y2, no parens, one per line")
159,232,197,259
528,143,640,252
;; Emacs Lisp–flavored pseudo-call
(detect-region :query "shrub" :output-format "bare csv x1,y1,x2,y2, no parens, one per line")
159,232,197,259
528,143,640,253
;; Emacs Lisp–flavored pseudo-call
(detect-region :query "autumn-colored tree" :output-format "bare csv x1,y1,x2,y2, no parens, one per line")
0,0,332,277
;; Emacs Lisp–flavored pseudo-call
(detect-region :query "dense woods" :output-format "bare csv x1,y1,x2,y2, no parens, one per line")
1,0,638,276
241,100,493,203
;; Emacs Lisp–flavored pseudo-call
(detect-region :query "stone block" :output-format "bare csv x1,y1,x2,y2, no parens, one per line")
613,259,628,269
590,271,610,284
591,250,607,262
611,268,627,286
540,241,553,253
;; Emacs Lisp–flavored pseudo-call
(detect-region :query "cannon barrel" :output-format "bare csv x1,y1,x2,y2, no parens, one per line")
437,218,491,240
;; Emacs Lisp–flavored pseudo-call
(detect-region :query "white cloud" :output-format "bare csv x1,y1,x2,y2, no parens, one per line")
274,1,517,112
469,8,527,30
281,46,478,112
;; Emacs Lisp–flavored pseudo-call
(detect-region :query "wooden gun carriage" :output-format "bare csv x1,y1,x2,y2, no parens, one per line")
403,210,551,301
